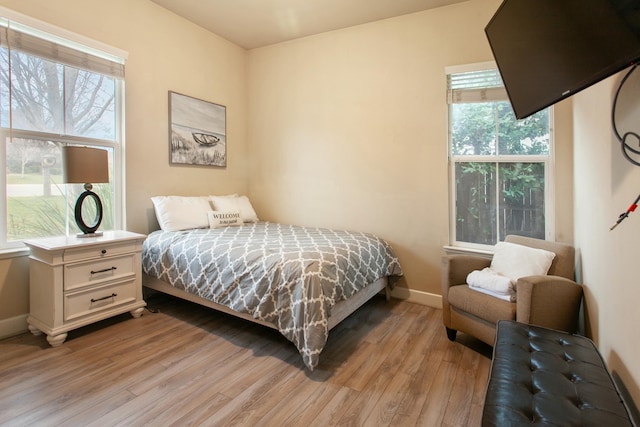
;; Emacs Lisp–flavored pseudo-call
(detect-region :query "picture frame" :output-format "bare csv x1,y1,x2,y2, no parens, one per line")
168,91,226,167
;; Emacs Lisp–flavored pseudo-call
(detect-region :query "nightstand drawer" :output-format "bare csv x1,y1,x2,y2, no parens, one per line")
64,280,137,322
64,255,136,291
63,241,139,263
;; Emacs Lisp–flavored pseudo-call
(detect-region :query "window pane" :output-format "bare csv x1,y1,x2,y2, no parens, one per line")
450,102,497,156
455,161,545,245
5,138,114,241
451,101,550,157
1,50,64,134
498,163,545,240
497,103,550,155
65,67,116,140
6,138,65,240
455,162,497,245
0,54,116,140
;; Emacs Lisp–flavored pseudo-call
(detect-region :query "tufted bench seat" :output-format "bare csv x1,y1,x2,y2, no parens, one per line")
482,320,634,426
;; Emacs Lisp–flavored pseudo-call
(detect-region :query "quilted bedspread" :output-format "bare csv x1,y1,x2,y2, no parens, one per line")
142,222,403,370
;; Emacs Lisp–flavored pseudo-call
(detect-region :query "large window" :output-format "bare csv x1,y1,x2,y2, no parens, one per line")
447,63,553,249
0,15,125,248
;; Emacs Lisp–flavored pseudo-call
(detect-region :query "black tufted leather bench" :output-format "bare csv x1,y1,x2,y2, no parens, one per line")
482,320,634,426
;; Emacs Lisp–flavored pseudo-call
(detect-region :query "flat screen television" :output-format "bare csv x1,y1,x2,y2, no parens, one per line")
485,0,640,119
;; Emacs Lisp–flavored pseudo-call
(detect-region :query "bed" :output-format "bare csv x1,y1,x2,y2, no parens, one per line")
141,221,403,370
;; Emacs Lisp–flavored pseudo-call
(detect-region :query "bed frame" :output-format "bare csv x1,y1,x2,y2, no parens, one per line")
142,273,390,331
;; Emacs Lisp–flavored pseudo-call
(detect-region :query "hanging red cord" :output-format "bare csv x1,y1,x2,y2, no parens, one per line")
610,193,640,230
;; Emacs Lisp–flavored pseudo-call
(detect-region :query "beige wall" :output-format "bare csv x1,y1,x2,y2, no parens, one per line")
0,0,249,323
0,256,29,332
573,72,640,409
246,0,574,300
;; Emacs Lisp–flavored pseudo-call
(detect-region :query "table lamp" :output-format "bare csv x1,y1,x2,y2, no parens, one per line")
62,146,109,237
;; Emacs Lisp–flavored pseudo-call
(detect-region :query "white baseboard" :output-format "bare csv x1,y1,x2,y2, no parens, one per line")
390,286,442,309
0,314,28,340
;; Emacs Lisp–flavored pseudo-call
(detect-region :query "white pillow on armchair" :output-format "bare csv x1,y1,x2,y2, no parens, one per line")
490,241,556,281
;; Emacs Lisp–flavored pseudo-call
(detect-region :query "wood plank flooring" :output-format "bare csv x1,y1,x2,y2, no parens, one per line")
0,292,492,426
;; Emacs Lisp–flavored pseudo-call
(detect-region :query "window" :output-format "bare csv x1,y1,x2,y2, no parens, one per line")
447,62,553,249
0,15,126,248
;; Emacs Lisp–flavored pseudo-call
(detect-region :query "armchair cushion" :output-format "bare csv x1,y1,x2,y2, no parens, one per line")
448,285,516,324
504,235,574,280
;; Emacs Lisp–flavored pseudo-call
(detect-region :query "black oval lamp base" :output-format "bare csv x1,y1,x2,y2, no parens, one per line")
74,189,104,238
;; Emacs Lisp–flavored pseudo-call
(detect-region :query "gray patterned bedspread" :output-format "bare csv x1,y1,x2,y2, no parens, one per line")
142,222,403,370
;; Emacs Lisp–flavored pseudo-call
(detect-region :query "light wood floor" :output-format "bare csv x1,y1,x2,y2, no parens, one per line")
0,292,492,427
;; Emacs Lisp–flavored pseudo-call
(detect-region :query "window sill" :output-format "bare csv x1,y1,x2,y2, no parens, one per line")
0,246,30,260
443,245,493,259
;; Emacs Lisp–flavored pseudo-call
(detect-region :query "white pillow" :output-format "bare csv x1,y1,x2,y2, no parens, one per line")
151,196,212,231
207,210,242,228
209,194,259,223
490,241,556,281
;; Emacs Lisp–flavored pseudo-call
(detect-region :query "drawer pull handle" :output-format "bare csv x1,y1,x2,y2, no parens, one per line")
90,266,117,275
91,293,117,303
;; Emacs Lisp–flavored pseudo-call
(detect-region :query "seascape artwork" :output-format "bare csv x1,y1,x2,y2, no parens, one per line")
169,91,226,167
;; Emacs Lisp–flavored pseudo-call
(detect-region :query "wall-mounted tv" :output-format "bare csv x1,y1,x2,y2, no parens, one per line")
485,0,640,119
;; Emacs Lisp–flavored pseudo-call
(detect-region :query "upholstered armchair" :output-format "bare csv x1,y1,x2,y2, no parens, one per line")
441,235,583,346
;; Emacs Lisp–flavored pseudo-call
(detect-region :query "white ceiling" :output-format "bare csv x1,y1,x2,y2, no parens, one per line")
150,0,469,49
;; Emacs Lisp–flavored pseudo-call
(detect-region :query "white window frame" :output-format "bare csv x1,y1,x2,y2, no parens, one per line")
446,61,555,251
0,7,127,251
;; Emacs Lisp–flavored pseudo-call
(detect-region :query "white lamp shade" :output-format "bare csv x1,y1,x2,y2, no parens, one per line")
62,146,109,184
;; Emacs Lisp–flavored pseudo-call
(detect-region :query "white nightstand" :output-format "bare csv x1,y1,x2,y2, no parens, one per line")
24,230,147,346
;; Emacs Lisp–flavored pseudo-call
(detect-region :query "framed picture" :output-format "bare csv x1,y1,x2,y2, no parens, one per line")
168,91,226,167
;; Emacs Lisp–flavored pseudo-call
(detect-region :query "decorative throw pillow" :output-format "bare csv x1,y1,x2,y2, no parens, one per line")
151,196,212,231
207,210,242,228
209,194,259,223
490,241,556,281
